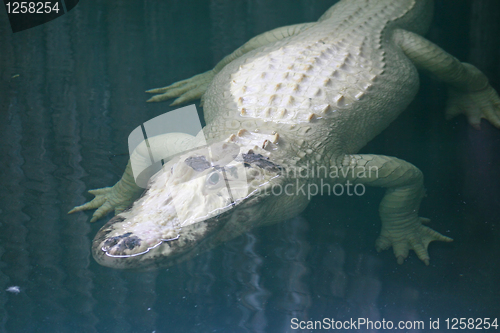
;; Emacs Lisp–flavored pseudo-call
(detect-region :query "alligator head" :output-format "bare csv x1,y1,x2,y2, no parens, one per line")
92,141,305,269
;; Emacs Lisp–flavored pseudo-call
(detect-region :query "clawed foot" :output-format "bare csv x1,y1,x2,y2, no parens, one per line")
446,84,500,130
375,217,453,265
68,187,136,222
146,70,215,105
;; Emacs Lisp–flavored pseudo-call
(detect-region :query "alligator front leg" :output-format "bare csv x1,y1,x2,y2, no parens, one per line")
146,22,315,105
69,132,199,222
334,154,452,265
394,29,500,129
146,70,216,105
68,160,142,222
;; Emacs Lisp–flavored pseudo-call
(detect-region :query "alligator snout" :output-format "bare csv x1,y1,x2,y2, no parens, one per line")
90,143,285,269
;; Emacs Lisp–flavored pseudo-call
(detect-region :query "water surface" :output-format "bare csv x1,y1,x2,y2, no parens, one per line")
0,0,499,332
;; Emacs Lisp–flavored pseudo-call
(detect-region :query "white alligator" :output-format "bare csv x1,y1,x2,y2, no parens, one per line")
69,0,500,269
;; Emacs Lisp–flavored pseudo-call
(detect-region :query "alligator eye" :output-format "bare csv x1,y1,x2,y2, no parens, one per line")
207,172,221,186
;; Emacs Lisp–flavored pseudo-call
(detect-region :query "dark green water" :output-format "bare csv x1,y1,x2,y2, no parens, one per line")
0,1,499,332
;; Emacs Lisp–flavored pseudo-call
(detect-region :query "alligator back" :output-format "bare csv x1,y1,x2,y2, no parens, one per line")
203,0,434,157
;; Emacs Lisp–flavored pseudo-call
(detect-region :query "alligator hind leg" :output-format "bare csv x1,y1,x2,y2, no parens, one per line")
394,29,500,129
334,154,452,265
146,22,315,105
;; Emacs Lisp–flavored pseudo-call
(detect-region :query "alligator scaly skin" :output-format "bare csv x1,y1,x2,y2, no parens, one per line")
70,0,500,269
203,0,430,166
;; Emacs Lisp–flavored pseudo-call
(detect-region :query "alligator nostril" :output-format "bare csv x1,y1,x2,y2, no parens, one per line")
115,236,142,252
123,236,141,249
102,238,119,251
102,232,134,252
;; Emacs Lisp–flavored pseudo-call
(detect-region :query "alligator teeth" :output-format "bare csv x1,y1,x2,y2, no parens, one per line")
268,95,276,105
272,133,279,144
339,63,350,72
355,92,365,100
333,94,345,107
277,108,287,118
307,113,318,122
238,86,247,94
262,140,269,149
361,82,373,91
237,129,248,137
320,104,331,114
285,96,294,106
240,108,247,116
